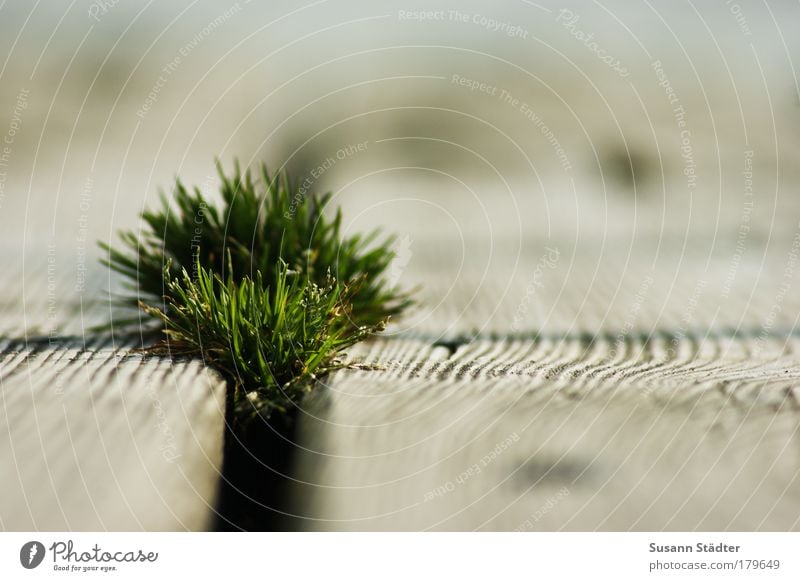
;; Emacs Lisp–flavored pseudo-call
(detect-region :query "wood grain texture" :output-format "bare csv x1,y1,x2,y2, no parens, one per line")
289,336,800,530
0,258,227,531
7,210,800,531
3,0,800,533
0,338,226,530
288,245,800,530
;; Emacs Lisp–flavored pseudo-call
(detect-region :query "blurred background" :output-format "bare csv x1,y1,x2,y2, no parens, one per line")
4,0,800,534
1,0,799,338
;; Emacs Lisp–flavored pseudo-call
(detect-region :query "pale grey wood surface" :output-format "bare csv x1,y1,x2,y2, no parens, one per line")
287,243,800,531
5,230,800,531
2,0,800,533
0,264,227,531
290,338,800,531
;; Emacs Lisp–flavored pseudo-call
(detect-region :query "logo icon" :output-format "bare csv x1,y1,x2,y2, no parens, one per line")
387,234,413,288
20,541,45,569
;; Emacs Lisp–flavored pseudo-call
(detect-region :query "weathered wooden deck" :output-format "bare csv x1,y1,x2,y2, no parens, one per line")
284,238,800,531
4,232,799,531
2,0,799,532
0,263,226,530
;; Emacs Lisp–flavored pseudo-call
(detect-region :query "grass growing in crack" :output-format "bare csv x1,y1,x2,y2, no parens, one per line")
144,260,382,418
100,161,413,419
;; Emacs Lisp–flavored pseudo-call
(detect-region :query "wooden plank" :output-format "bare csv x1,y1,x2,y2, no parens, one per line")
0,256,228,531
0,338,226,530
287,239,800,530
390,244,800,340
7,199,800,532
289,336,800,530
0,251,119,339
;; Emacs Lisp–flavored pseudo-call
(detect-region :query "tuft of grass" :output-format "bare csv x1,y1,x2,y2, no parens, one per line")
100,161,413,418
100,161,411,330
143,259,382,418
